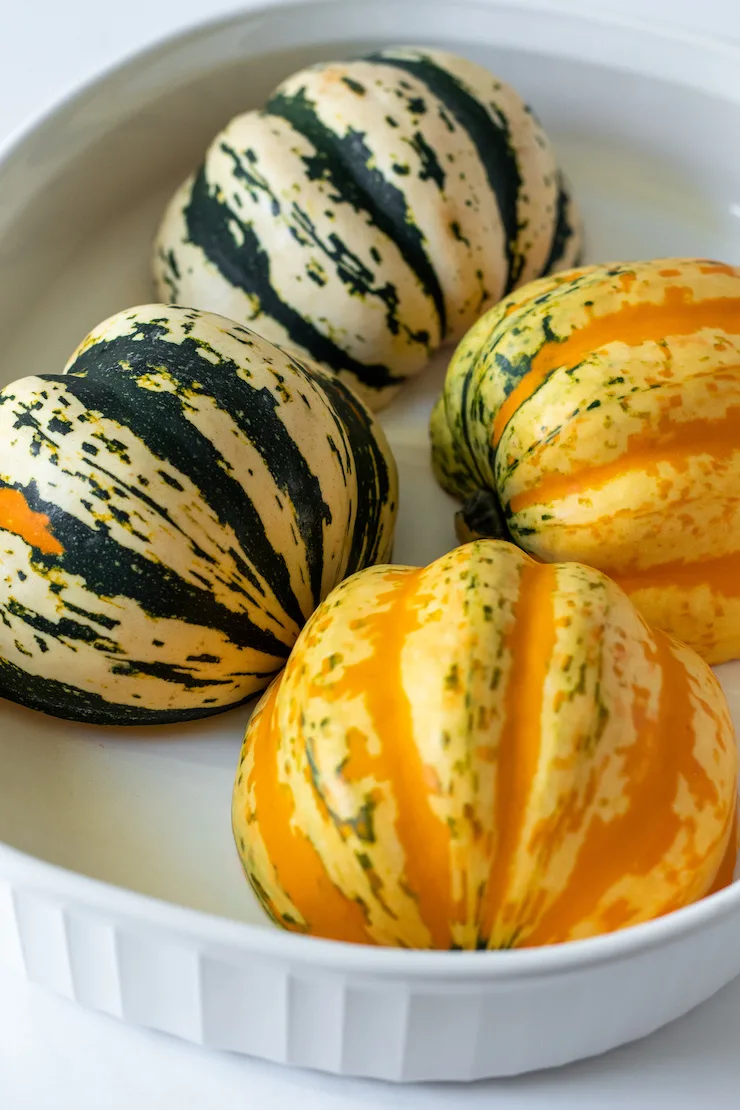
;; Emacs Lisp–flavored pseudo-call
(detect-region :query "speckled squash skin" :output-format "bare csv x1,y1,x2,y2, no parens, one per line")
154,47,581,410
0,305,397,724
431,258,740,664
232,540,737,949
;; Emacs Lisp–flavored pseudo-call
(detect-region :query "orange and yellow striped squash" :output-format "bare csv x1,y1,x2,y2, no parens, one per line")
232,540,738,949
430,258,740,664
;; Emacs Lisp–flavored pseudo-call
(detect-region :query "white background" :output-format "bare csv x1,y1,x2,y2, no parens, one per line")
3,0,740,1106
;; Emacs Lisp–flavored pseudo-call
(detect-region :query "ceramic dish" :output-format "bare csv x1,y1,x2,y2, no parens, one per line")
1,0,740,1082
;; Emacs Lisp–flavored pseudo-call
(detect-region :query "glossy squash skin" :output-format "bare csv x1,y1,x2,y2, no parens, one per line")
232,540,737,949
0,305,397,724
154,47,581,410
431,258,740,664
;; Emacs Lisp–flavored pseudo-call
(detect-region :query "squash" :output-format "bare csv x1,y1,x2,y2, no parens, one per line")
232,539,737,949
431,258,740,664
0,304,397,724
154,47,581,411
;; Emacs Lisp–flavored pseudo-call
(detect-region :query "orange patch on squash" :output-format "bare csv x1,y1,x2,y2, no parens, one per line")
318,568,454,947
492,285,740,447
480,560,558,940
507,399,740,517
618,550,740,598
523,631,730,946
699,263,739,277
0,488,63,555
246,676,374,945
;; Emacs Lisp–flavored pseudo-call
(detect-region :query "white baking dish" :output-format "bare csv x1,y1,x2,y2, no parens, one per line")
1,0,740,1083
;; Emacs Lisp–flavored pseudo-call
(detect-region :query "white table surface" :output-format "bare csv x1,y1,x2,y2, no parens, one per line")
3,0,740,1106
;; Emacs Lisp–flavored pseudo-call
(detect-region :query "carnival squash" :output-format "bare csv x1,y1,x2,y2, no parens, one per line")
154,47,581,410
431,258,740,664
0,305,397,724
232,539,737,949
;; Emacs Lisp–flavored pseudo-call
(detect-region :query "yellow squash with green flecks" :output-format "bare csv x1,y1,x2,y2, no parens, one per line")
431,258,740,664
232,540,737,949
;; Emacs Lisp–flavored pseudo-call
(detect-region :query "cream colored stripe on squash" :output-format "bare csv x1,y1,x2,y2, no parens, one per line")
276,59,510,340
390,47,560,291
154,176,312,363
209,112,439,373
0,376,298,642
0,531,284,711
67,306,397,618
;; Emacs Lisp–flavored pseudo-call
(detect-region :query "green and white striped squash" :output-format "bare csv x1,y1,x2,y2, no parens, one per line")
154,47,582,410
0,305,397,724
